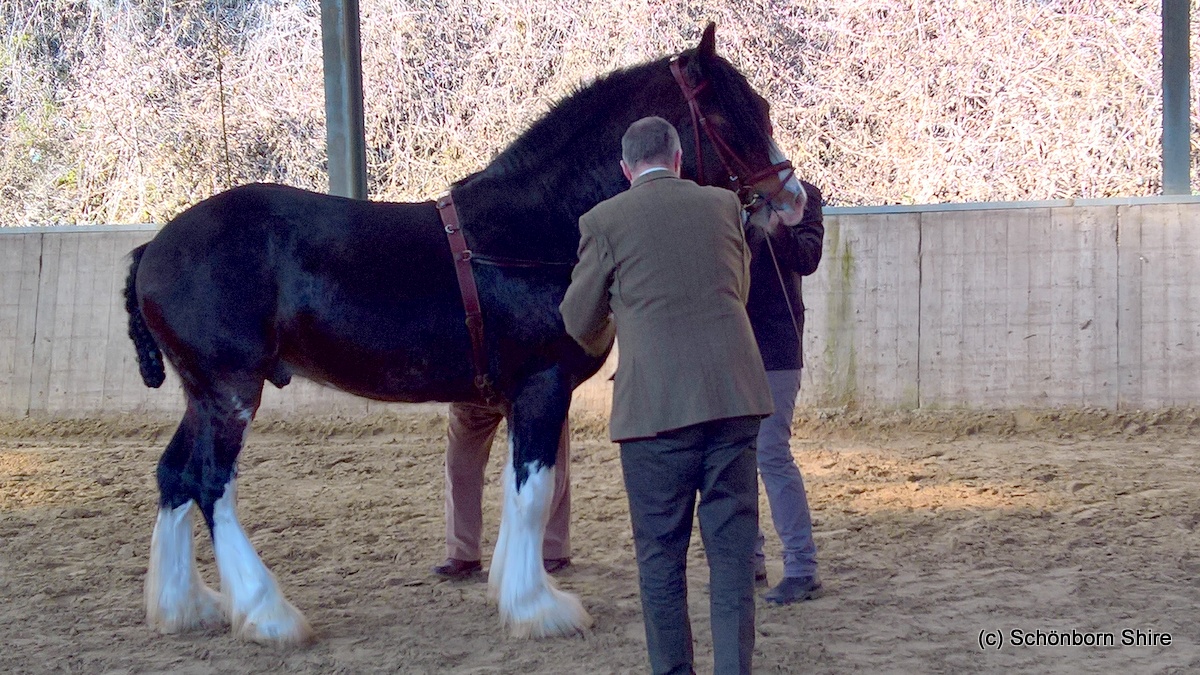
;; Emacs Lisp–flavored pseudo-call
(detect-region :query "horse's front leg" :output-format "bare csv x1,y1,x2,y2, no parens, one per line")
488,369,591,638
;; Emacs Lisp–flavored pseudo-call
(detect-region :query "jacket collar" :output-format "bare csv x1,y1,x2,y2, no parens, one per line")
631,167,677,189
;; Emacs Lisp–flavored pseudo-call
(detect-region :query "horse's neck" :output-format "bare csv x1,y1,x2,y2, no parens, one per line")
452,169,622,264
477,158,624,222
453,126,644,261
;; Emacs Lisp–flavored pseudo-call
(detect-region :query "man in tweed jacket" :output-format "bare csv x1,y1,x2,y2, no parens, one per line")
561,116,772,675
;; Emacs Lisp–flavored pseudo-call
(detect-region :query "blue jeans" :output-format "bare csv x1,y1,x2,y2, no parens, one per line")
754,369,818,578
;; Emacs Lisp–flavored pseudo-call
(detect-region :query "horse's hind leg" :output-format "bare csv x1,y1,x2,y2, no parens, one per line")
145,410,226,633
191,382,313,645
489,366,591,638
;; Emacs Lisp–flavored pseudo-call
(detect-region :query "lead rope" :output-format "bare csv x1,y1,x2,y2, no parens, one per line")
760,222,805,348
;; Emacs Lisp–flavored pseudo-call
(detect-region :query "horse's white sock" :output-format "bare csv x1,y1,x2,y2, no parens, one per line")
212,479,312,644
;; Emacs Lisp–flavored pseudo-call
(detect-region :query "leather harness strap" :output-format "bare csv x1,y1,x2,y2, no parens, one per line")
670,57,712,187
436,192,497,404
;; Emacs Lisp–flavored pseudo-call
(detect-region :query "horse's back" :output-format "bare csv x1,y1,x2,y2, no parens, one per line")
147,183,432,256
141,183,448,301
134,184,471,397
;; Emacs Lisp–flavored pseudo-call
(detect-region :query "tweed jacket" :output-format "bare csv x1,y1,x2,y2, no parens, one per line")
560,169,773,441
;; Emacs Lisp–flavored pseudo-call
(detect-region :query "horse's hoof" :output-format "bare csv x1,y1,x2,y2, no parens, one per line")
502,587,593,639
146,585,227,633
232,597,314,646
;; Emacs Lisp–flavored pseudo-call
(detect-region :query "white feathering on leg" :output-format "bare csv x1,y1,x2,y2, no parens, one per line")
487,439,518,601
145,501,226,632
489,440,591,638
211,479,313,645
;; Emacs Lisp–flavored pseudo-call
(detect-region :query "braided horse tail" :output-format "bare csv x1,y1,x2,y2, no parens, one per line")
124,243,165,388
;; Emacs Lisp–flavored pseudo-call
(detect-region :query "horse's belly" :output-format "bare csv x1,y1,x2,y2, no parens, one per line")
277,309,475,403
292,367,469,403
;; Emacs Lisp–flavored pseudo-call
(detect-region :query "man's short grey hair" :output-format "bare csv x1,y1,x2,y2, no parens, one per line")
621,116,681,167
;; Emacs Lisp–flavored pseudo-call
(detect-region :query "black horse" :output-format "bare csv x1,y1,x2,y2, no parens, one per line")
125,23,805,645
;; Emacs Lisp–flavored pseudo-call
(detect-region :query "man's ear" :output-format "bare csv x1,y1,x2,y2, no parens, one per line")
621,160,633,182
672,149,683,176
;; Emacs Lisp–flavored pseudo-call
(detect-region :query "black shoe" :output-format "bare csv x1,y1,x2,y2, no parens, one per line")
754,560,769,588
764,575,822,604
432,558,482,579
543,558,571,574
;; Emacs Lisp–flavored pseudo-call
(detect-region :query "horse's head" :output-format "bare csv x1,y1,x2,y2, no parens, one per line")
671,23,806,227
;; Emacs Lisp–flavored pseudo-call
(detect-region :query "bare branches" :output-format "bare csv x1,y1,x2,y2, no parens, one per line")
0,0,1190,224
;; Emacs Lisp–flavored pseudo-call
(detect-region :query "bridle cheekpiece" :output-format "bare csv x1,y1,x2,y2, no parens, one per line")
669,55,796,212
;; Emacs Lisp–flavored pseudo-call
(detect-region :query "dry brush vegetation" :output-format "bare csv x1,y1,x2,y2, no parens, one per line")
1,0,1196,225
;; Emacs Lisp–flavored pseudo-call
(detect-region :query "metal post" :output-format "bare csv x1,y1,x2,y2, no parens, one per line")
1162,0,1191,195
320,0,368,199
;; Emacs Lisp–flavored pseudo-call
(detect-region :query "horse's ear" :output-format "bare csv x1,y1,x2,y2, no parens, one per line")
697,22,717,61
683,22,718,82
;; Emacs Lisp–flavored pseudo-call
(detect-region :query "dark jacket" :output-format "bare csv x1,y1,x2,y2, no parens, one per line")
744,181,825,371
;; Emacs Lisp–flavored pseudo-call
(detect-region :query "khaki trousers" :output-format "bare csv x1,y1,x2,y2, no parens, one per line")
443,401,571,561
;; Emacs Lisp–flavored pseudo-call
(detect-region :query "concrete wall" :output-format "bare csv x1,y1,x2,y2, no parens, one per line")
798,196,1200,409
2,196,1198,418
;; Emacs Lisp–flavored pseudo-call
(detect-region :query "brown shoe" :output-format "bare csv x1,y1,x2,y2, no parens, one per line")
432,558,482,579
543,558,571,574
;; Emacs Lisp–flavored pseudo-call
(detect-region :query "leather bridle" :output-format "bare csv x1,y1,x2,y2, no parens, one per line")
669,56,796,213
670,56,808,348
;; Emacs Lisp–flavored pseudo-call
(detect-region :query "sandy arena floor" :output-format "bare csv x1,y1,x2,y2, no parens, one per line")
2,409,1199,674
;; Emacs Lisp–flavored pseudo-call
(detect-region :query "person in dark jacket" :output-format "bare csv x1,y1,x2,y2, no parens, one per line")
744,180,826,604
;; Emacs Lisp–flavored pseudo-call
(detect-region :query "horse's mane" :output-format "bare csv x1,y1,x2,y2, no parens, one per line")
451,44,759,265
451,58,669,264
488,62,664,182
